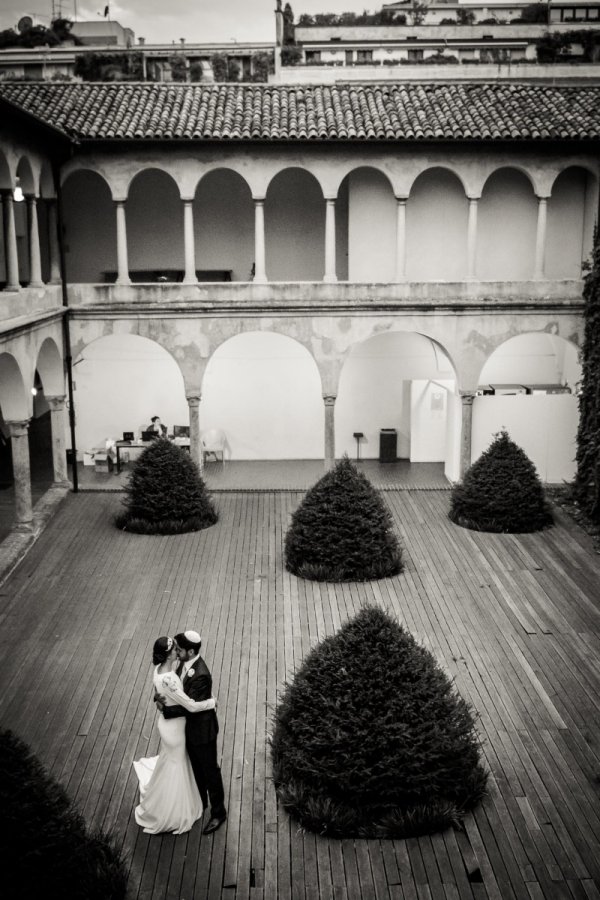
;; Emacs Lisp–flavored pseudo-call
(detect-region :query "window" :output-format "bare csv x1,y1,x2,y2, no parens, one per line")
305,50,321,63
345,49,354,64
407,49,423,61
357,49,373,62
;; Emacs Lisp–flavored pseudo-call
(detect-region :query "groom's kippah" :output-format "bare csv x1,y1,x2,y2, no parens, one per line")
176,630,201,650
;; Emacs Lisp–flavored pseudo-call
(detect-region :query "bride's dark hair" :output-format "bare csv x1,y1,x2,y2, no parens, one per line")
152,636,173,665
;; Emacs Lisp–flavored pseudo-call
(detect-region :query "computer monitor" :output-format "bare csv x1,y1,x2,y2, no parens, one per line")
122,431,134,442
173,425,190,438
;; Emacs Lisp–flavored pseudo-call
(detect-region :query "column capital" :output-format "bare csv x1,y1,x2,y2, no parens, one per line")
535,194,550,203
46,394,67,410
459,390,476,406
6,419,31,438
323,395,337,407
466,194,481,203
394,195,408,204
186,393,201,406
113,196,128,205
181,196,195,204
324,195,337,204
252,195,266,204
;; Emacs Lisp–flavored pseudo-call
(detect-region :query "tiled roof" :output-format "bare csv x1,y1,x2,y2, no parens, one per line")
0,81,599,142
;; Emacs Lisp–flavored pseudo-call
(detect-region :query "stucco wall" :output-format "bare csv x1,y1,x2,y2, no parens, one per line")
63,170,116,282
477,169,538,280
348,168,396,281
265,169,325,281
406,168,468,280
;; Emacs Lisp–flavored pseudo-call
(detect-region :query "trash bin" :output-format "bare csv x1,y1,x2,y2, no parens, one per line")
379,428,397,463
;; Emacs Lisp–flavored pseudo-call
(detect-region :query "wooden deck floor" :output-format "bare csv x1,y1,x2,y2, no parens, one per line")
1,490,600,900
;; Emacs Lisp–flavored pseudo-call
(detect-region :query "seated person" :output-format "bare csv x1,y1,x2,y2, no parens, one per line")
147,415,167,437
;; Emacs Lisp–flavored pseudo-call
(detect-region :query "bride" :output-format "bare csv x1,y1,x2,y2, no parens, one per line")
133,636,216,834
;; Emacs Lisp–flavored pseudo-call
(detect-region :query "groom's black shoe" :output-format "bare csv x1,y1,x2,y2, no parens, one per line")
203,814,226,835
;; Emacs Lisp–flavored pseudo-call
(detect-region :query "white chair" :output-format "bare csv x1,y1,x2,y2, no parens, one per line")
202,428,226,463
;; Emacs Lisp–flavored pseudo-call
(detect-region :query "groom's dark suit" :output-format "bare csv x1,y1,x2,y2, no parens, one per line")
162,655,226,820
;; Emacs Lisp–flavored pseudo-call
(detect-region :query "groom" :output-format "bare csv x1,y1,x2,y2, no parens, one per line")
157,629,227,834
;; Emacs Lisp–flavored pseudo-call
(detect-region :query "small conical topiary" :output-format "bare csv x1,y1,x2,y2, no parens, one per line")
1,728,128,899
449,429,553,533
284,456,403,581
115,438,217,534
271,605,488,838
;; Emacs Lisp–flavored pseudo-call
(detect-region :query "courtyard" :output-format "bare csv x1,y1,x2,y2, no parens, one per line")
0,482,599,899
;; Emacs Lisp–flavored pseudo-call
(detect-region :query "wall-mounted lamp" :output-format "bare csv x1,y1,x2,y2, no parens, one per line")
13,178,24,203
31,387,37,396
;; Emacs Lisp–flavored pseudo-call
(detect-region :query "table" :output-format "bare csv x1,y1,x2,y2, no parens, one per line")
115,438,191,474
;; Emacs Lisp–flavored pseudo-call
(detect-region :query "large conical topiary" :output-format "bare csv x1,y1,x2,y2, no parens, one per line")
1,728,128,900
115,437,217,534
284,456,403,581
271,605,488,838
449,429,553,533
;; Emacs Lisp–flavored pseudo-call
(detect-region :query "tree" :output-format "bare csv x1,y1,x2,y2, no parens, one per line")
169,54,187,82
449,429,554,533
271,605,488,837
457,9,476,25
518,2,549,23
409,1,429,25
283,2,295,43
284,456,403,581
0,728,127,899
574,227,600,524
115,438,218,534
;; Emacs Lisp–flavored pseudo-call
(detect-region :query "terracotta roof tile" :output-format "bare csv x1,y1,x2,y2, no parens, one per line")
0,81,598,143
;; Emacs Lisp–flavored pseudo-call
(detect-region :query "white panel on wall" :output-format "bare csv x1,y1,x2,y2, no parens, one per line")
477,169,537,281
410,379,452,462
546,168,587,280
195,169,254,282
471,394,578,483
406,168,468,281
347,168,396,282
72,334,188,451
445,390,461,483
478,333,581,389
265,169,325,281
201,332,323,459
127,169,184,272
62,170,115,282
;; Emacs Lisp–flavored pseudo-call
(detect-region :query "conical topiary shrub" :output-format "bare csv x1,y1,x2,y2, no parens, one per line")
449,429,553,533
271,605,488,838
115,437,217,534
284,456,403,581
1,728,128,899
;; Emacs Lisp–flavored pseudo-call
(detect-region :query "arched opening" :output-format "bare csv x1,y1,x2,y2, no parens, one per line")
38,161,55,283
475,333,581,482
0,150,12,287
62,170,115,282
547,167,595,279
478,168,537,280
15,157,35,284
28,367,54,489
72,334,187,469
406,168,468,281
0,353,29,537
202,332,323,459
265,168,325,281
337,167,395,282
127,169,183,279
337,331,458,480
194,169,254,282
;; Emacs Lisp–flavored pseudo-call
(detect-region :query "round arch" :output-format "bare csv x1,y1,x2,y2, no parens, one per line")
202,331,324,459
0,149,11,191
16,156,35,195
62,169,115,282
265,167,325,281
0,353,29,420
477,167,538,281
407,163,468,197
474,332,580,483
337,330,458,472
72,334,188,451
336,165,395,282
39,160,55,199
547,165,597,279
407,167,468,281
127,168,183,276
194,168,254,282
35,337,64,397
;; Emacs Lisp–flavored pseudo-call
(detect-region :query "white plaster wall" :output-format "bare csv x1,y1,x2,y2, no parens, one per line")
547,168,587,279
479,333,581,388
410,379,453,462
347,169,396,282
265,169,325,281
71,334,188,452
336,332,454,459
201,332,323,459
445,390,461,482
472,394,579,482
127,170,184,272
406,169,468,281
477,169,537,280
63,171,115,282
335,178,349,280
195,170,254,282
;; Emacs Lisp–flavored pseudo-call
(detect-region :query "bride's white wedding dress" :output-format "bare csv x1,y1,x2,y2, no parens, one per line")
133,667,213,834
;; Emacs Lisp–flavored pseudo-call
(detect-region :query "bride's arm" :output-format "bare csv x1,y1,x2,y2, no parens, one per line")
161,674,216,713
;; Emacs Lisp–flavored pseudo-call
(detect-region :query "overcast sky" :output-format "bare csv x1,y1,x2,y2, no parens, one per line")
0,0,385,44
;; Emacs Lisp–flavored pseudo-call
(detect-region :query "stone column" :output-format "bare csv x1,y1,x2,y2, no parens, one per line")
323,395,336,470
466,197,479,280
253,199,267,284
323,198,337,283
115,200,130,285
182,199,197,284
47,199,62,284
187,394,204,475
7,419,33,528
459,391,476,479
2,191,20,291
395,198,407,282
26,195,43,287
46,395,69,485
534,196,548,280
